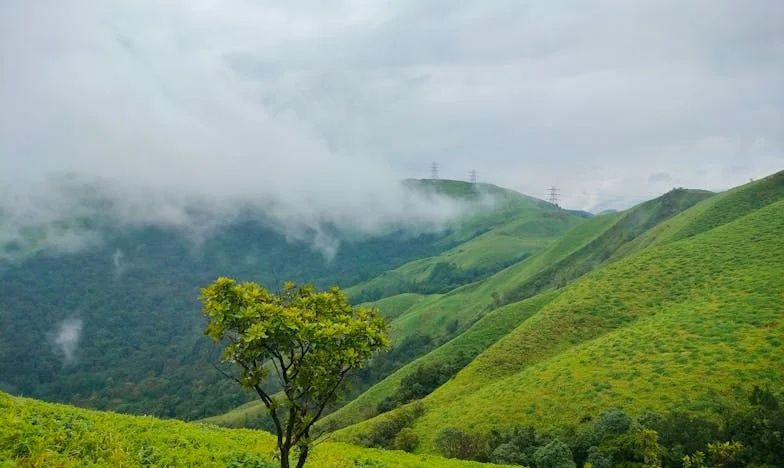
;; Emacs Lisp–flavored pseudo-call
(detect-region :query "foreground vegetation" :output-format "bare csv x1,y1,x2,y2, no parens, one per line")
0,392,506,467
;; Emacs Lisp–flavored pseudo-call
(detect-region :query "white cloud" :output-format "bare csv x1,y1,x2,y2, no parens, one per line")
1,0,782,219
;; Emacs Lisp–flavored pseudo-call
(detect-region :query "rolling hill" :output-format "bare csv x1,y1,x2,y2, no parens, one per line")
333,173,784,456
210,186,715,431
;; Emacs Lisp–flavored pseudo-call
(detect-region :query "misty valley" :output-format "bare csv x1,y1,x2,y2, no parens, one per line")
2,172,784,467
3,1,784,466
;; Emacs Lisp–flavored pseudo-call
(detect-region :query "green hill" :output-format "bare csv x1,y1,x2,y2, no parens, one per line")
338,192,784,455
214,188,711,431
0,392,505,467
208,190,712,428
346,180,589,302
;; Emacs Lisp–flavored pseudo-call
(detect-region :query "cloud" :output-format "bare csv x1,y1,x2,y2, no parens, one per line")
648,173,674,185
1,0,782,221
53,318,84,365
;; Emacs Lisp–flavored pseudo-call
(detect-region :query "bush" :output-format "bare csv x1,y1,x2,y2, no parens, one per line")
434,427,488,461
359,403,424,449
533,438,576,468
491,442,528,465
592,408,633,440
394,428,419,453
584,446,611,468
376,352,470,414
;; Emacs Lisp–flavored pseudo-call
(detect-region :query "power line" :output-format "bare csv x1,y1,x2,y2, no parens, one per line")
547,186,560,208
431,161,439,180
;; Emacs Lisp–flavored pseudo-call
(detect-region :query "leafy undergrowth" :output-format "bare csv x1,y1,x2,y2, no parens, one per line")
339,198,784,453
0,392,507,468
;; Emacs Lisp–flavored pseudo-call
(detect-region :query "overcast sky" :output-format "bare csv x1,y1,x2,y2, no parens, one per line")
1,0,783,215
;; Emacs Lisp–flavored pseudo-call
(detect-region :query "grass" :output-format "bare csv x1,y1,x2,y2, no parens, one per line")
612,169,784,256
0,392,509,468
318,290,562,432
336,196,784,453
359,293,431,321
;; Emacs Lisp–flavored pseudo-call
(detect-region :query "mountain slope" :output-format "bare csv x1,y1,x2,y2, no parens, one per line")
338,195,784,453
213,188,713,430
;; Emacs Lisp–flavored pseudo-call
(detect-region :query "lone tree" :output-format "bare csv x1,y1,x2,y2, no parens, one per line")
200,278,390,468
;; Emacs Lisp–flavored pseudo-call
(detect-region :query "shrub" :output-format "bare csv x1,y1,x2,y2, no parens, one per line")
532,438,576,468
394,428,419,453
434,427,488,461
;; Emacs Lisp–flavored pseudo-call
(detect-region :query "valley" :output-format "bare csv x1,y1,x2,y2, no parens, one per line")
2,171,783,466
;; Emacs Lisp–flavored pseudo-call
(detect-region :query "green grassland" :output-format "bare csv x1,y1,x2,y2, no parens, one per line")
360,293,431,321
337,196,784,453
0,392,508,468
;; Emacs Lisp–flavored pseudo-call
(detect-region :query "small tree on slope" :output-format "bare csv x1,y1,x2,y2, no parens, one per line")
200,278,390,468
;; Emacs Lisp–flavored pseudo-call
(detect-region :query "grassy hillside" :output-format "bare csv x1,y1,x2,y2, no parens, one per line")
346,181,589,302
208,187,715,431
0,392,506,468
316,291,562,433
386,188,711,346
360,293,431,321
613,169,784,257
338,196,784,453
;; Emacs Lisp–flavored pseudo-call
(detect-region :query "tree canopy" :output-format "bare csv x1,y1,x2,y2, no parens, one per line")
200,278,389,468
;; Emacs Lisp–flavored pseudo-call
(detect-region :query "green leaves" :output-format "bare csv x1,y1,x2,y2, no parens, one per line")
199,278,390,467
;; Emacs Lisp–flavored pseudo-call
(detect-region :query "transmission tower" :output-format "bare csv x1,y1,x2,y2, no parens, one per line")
469,169,477,184
547,186,560,208
431,162,440,180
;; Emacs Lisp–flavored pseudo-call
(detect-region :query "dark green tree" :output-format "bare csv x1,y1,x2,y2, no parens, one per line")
533,438,576,468
200,278,390,468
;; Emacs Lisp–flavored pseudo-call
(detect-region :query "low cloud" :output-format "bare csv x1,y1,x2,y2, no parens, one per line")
0,172,499,261
53,318,84,365
1,1,782,227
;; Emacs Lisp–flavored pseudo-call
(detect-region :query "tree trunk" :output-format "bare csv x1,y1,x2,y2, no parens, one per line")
279,444,290,468
295,444,309,468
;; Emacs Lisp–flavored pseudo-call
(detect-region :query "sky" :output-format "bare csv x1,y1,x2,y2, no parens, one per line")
1,0,783,220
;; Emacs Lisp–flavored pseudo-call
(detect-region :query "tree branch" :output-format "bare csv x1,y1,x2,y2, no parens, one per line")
211,363,242,386
291,366,352,447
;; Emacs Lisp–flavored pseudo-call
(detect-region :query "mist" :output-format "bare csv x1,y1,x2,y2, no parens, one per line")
0,2,511,260
2,0,782,246
52,318,84,365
